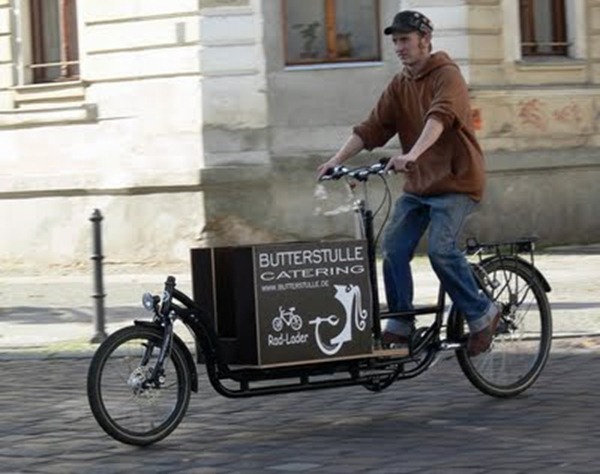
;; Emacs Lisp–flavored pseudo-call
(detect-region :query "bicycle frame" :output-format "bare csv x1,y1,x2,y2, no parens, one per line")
87,158,555,447
137,161,545,399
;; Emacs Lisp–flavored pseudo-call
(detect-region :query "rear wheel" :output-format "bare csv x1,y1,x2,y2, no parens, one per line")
87,325,192,445
448,258,552,398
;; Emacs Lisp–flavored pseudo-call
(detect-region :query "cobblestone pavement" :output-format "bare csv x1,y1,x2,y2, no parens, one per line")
1,349,599,473
0,246,599,472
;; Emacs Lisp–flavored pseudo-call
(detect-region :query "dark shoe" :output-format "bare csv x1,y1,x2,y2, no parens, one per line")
467,306,502,357
381,331,410,348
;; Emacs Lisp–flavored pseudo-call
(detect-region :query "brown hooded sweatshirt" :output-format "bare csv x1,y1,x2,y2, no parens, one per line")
353,51,485,201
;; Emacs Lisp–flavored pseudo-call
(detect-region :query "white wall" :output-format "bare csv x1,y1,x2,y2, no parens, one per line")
0,1,204,266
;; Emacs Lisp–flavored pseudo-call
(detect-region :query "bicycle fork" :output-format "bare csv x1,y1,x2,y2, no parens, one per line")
144,314,175,388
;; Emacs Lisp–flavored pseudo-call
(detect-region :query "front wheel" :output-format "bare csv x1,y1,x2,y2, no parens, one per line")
87,325,192,445
448,258,552,398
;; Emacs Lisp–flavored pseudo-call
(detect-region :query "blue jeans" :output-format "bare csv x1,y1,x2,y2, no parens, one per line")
382,192,495,336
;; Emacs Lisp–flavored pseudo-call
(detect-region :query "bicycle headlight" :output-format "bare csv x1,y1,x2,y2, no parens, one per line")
142,292,156,312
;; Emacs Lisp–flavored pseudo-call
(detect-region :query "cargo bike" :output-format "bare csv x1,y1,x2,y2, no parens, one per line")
87,159,553,445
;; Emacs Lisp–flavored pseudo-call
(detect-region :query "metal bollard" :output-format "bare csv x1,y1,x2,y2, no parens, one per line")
90,209,107,343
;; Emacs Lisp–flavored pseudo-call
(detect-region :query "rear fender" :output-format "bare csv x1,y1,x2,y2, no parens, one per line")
477,256,551,293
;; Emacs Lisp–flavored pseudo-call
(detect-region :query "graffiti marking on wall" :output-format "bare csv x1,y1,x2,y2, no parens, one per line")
553,103,582,124
518,99,547,130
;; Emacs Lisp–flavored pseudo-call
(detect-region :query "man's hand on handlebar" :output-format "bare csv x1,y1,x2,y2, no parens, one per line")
317,154,416,182
317,158,343,180
383,154,416,174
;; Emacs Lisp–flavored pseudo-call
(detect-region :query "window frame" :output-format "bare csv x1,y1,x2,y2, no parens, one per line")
29,0,80,83
282,0,382,67
519,0,567,57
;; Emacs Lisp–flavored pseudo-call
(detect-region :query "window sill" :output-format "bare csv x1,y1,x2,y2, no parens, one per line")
11,80,87,107
284,61,384,72
1,81,97,128
515,58,587,72
0,103,98,128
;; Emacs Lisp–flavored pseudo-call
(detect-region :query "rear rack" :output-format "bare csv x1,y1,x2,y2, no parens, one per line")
465,236,538,256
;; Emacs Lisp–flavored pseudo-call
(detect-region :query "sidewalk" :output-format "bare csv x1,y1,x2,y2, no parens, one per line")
0,261,193,353
1,245,599,354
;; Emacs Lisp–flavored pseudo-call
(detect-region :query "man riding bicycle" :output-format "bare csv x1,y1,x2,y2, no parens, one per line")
317,10,500,356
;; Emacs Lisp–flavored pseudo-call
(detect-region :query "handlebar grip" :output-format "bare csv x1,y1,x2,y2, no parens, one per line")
379,156,415,172
318,167,334,181
379,157,391,167
319,165,349,181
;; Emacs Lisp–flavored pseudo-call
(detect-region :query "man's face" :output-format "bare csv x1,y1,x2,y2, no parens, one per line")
392,31,430,66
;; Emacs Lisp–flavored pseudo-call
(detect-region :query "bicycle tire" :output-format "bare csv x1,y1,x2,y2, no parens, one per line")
448,257,552,398
87,325,192,445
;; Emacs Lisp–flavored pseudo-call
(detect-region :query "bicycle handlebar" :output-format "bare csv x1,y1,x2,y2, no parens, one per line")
320,157,391,182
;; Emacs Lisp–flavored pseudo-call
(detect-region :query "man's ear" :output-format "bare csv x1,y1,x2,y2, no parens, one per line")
422,32,433,52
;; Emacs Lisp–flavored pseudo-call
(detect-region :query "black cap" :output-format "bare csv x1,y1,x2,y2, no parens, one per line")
384,10,434,35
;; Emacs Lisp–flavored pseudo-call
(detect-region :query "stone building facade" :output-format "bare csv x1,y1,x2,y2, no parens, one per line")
0,0,599,268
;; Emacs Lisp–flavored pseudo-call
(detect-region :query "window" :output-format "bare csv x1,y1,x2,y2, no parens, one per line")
519,0,567,57
283,0,380,66
30,0,80,83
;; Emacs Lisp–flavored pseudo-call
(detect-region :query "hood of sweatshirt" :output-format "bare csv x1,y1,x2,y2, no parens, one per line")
402,51,458,81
